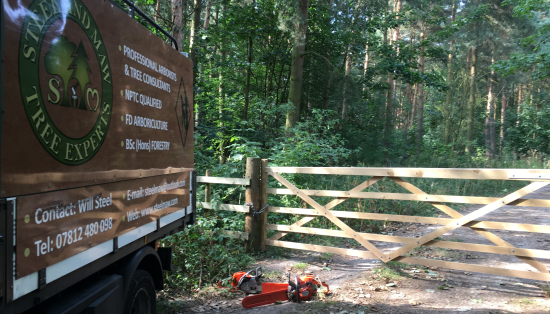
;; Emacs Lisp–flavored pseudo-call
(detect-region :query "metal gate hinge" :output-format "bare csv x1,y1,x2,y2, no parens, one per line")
38,268,46,290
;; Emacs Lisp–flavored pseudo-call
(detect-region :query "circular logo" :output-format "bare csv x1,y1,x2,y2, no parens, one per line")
18,0,112,166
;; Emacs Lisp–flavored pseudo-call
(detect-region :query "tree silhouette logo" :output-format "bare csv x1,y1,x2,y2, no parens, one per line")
18,0,113,165
175,77,190,148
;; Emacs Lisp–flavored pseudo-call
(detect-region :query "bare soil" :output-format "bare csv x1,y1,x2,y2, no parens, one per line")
164,185,550,314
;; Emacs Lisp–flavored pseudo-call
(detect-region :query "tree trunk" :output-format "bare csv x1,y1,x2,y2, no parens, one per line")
244,35,253,120
403,83,411,130
155,0,161,22
189,0,201,125
465,47,477,154
415,24,425,153
342,52,352,119
384,27,393,148
391,0,402,107
285,0,309,133
342,0,362,120
517,83,522,125
362,45,369,92
171,0,183,51
444,0,455,145
411,83,417,130
218,6,226,164
189,0,202,66
484,54,495,159
203,0,212,29
500,81,507,145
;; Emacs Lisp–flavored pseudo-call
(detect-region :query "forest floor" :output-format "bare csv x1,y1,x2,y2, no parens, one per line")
161,186,550,314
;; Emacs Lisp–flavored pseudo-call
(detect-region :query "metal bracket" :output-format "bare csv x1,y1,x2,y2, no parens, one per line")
113,237,118,253
508,172,550,180
156,218,161,231
38,268,46,290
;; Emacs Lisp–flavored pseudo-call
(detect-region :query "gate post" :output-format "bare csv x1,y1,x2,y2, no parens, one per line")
204,170,212,217
245,157,261,253
260,159,268,251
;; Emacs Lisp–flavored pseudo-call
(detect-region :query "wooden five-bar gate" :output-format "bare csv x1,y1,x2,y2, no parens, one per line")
199,158,550,282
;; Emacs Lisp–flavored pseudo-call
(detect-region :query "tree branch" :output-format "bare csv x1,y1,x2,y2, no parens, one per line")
301,51,340,73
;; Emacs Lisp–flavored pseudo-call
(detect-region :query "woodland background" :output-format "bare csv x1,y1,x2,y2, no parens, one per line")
113,0,550,291
117,0,550,169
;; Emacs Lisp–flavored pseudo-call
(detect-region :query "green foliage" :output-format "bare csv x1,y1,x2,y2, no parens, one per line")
160,217,255,290
269,109,357,167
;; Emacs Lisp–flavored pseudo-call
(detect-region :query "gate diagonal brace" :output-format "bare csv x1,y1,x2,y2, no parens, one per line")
389,177,550,273
268,176,384,241
268,170,386,261
385,181,549,270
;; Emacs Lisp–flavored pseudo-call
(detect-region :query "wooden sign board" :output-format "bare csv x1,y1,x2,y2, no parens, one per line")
16,170,190,277
2,0,194,197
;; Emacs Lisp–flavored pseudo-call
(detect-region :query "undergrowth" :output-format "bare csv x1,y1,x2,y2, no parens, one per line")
159,216,255,291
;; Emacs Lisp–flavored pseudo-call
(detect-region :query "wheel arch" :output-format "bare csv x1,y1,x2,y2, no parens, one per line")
117,244,164,299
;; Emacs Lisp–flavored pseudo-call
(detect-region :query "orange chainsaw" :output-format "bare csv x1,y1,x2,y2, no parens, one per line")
241,273,329,308
218,267,264,294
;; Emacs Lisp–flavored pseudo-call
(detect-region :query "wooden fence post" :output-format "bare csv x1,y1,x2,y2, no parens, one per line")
245,157,261,253
260,159,268,251
204,170,212,216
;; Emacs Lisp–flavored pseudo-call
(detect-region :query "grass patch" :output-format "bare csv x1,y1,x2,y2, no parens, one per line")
448,239,464,242
541,285,550,298
373,261,409,281
293,262,308,270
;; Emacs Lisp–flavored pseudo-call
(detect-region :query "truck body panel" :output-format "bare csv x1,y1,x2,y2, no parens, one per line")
0,0,194,312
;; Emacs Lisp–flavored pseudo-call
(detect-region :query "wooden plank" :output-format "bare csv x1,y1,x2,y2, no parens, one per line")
266,188,550,208
389,177,550,273
386,182,549,262
267,207,550,234
220,230,249,240
396,257,550,282
267,177,384,241
266,240,376,259
200,202,250,213
266,167,550,180
197,176,250,185
268,170,386,260
266,224,550,259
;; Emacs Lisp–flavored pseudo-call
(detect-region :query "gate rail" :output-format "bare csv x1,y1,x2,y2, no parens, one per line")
265,166,550,281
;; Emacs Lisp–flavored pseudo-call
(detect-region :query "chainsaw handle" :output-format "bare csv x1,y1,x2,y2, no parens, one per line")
310,279,329,294
320,282,330,294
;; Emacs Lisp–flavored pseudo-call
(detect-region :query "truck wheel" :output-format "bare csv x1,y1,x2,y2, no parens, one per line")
125,270,156,314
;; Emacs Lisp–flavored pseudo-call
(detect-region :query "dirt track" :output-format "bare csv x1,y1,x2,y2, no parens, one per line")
175,185,550,314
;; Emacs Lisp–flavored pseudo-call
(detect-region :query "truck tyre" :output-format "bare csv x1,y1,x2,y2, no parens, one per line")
124,270,156,314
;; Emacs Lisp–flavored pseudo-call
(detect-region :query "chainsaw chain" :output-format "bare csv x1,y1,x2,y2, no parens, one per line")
243,202,269,219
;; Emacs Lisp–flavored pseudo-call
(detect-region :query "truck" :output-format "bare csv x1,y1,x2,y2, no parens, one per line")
0,0,195,312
